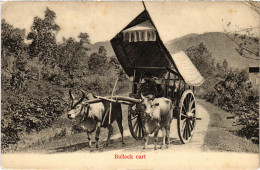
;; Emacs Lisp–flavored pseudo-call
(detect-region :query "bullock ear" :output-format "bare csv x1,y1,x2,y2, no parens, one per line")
154,103,159,106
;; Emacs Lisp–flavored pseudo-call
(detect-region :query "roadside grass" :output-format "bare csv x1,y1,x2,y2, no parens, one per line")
198,99,259,153
5,114,74,153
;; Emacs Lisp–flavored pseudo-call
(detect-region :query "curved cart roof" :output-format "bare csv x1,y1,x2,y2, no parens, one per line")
110,9,204,86
171,51,204,86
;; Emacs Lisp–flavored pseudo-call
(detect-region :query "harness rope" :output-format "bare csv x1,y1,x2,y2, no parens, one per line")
79,105,89,123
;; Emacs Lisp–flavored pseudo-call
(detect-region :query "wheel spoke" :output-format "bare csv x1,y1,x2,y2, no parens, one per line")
186,96,191,112
182,119,186,130
182,105,187,113
131,115,138,120
189,100,195,110
186,120,191,137
135,125,139,136
182,124,186,139
181,113,187,118
138,123,142,137
188,94,191,107
133,119,138,128
180,119,185,135
190,108,195,113
185,123,188,140
133,119,138,129
182,122,187,140
184,97,188,112
188,120,194,131
141,125,143,137
185,122,188,140
187,94,191,107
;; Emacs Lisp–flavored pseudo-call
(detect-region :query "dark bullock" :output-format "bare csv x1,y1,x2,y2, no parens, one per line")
67,90,125,148
140,94,173,150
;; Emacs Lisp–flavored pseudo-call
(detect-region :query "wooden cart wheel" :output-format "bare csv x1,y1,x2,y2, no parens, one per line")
177,90,196,144
128,104,144,140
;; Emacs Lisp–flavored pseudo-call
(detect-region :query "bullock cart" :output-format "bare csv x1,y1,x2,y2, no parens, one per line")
84,7,204,144
109,7,204,144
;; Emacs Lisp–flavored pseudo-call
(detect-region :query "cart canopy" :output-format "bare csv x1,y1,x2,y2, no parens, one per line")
110,9,204,86
171,51,204,86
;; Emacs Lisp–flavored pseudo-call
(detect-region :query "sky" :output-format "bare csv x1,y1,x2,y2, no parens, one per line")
2,1,260,44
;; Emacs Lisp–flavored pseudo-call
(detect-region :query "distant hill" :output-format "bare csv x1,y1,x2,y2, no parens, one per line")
90,32,258,69
87,41,114,57
166,32,258,69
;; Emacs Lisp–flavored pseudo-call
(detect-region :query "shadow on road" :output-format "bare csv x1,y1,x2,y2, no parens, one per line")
50,135,182,153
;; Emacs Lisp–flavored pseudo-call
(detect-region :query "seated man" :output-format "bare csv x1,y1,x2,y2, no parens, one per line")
140,78,158,98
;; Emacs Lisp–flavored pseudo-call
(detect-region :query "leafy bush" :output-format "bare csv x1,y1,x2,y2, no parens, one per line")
205,68,259,143
1,80,68,151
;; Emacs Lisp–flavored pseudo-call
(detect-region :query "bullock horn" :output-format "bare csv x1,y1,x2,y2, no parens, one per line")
74,89,86,106
80,89,86,96
69,89,75,107
69,89,75,100
79,89,86,103
140,92,145,100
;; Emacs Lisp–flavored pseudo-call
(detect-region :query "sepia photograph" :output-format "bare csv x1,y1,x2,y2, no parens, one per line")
1,1,259,169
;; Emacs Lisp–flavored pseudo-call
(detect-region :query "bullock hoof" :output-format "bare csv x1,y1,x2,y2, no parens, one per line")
143,146,146,150
97,148,103,152
159,145,166,150
103,143,109,147
154,147,157,150
96,145,99,149
122,142,126,147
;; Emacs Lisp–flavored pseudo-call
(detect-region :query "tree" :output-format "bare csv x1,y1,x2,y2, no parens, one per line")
27,7,60,65
222,59,229,70
241,1,260,15
1,19,29,92
1,20,26,70
88,53,101,70
1,20,25,56
108,56,120,69
98,46,107,56
185,43,215,78
88,46,108,72
78,32,91,46
57,33,90,80
222,2,260,60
